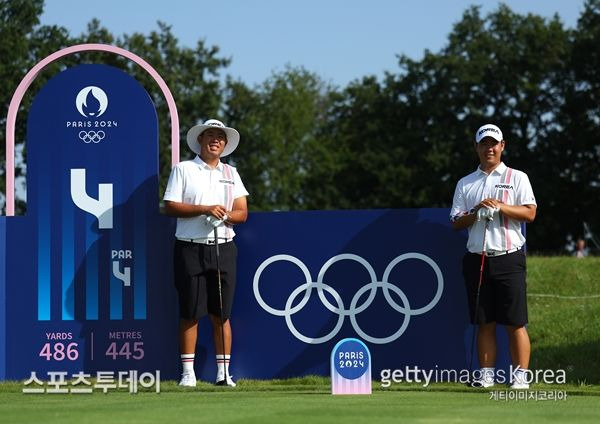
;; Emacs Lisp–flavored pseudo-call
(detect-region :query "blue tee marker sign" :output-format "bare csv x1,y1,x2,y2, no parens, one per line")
2,63,178,380
331,338,371,395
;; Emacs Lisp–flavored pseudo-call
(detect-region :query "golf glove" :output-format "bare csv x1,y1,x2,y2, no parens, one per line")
477,207,498,222
206,215,227,227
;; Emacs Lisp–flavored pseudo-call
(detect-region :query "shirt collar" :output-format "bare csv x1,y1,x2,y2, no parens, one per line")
193,155,223,171
477,161,506,176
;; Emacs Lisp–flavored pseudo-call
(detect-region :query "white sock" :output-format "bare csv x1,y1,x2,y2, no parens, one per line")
181,354,195,375
216,354,231,379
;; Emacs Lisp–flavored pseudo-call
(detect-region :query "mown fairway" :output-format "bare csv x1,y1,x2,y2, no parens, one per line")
0,379,599,424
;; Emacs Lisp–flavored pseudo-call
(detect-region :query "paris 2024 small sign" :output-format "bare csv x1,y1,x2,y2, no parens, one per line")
331,338,371,395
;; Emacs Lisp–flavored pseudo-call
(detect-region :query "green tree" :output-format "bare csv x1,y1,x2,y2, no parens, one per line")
2,1,598,254
323,5,573,251
1,0,73,213
537,0,600,251
224,67,334,211
316,75,418,209
391,5,569,212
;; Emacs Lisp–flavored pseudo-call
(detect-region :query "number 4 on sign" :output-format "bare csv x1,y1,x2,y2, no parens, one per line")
112,261,131,286
39,343,52,361
105,342,122,360
70,168,113,229
119,342,131,359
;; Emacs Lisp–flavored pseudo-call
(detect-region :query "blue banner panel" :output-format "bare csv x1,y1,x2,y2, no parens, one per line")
221,209,510,381
4,64,179,380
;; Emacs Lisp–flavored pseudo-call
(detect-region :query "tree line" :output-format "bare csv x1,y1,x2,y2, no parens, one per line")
1,0,599,252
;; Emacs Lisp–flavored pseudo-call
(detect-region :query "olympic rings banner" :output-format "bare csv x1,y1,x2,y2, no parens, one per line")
228,209,509,380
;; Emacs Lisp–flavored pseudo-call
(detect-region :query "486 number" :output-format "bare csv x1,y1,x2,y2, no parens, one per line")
39,342,79,361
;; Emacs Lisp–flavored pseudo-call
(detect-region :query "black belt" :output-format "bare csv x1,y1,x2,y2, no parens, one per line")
176,237,231,245
482,247,521,257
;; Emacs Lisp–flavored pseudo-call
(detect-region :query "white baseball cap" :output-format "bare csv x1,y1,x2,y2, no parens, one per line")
475,124,503,143
186,119,240,157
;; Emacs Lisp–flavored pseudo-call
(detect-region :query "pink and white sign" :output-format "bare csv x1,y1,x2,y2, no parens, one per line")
331,338,371,395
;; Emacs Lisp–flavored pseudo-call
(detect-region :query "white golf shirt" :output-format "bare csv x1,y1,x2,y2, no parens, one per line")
163,156,249,241
450,162,536,254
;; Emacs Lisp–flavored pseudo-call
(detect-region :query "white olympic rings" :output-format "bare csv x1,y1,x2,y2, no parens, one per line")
78,130,105,143
253,253,444,344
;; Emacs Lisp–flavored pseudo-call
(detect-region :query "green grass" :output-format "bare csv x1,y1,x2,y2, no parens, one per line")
527,257,600,384
0,378,599,424
1,256,598,423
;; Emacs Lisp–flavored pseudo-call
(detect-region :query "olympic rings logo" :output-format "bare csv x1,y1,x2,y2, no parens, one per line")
253,253,444,345
78,130,105,143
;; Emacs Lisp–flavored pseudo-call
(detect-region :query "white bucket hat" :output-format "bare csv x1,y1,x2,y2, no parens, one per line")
475,124,503,143
186,119,240,157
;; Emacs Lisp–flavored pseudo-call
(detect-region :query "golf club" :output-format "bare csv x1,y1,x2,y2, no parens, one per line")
468,217,491,386
214,227,230,386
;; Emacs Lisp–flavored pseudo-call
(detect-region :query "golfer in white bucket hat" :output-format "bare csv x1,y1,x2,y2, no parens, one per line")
186,119,240,157
163,118,249,388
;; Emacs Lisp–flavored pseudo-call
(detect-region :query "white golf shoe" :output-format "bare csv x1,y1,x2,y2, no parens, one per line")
178,373,197,387
215,375,236,387
510,381,530,389
470,378,495,388
470,368,495,388
510,372,530,389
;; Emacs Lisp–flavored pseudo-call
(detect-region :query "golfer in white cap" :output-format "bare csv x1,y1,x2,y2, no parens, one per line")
163,119,249,387
450,124,537,389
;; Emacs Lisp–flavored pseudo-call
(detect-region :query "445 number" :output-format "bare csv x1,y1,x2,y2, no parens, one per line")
105,342,144,360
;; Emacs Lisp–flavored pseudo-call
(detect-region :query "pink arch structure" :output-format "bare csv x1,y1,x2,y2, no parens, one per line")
4,43,180,216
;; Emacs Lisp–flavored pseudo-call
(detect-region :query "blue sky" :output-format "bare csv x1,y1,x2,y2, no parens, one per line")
41,0,585,88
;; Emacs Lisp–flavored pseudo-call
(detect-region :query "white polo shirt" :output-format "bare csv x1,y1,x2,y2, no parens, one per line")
450,162,536,253
163,156,249,240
